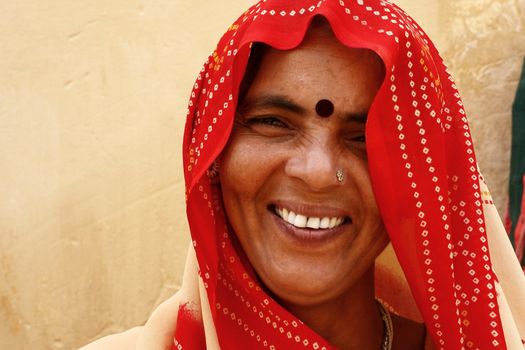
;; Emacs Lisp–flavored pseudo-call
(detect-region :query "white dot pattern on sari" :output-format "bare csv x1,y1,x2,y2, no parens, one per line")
180,0,509,349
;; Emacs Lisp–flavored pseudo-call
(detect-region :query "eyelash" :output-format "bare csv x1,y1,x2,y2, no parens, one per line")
245,116,288,128
351,135,366,143
243,116,366,144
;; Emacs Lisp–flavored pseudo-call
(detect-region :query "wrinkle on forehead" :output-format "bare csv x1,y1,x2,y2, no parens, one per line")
264,19,385,80
302,16,382,63
237,17,385,108
263,23,386,88
239,16,386,119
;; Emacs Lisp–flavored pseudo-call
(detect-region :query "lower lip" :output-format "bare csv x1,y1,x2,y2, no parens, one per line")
270,211,348,244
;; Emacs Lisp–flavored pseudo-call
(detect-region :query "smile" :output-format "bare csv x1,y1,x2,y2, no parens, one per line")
273,205,347,230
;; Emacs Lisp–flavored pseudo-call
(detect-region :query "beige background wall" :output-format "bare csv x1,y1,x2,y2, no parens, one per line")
1,1,523,349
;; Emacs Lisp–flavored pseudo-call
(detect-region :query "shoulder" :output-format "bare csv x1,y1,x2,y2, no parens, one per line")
78,327,143,350
79,290,183,350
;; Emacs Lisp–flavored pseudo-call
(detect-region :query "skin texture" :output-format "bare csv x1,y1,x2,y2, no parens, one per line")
219,21,425,349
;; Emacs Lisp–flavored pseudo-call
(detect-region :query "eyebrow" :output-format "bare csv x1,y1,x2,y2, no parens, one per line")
239,94,307,115
348,112,368,123
239,94,368,123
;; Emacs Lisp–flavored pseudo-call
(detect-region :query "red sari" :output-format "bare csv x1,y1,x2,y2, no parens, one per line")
176,1,525,349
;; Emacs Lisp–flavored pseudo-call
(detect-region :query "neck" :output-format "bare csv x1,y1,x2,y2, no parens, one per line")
281,269,383,350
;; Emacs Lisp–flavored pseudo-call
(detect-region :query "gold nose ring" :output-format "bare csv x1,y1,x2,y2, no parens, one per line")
336,169,344,183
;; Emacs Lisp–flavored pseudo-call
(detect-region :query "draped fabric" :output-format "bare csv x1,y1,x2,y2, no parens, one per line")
507,58,525,265
177,1,525,349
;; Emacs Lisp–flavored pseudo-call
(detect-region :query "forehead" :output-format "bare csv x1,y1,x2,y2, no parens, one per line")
259,43,383,82
243,32,385,113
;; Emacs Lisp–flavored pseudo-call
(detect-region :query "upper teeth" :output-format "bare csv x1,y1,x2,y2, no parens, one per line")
275,207,345,229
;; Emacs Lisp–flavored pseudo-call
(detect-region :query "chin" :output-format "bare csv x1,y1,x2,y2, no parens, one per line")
260,263,374,307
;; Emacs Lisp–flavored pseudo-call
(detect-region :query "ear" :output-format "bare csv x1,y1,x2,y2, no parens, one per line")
206,159,220,185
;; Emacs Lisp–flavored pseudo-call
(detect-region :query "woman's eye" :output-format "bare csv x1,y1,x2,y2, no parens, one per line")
352,135,366,143
246,116,287,128
344,133,366,144
345,134,368,158
238,115,292,138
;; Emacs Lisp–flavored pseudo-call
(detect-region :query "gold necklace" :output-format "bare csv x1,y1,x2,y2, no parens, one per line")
377,302,394,350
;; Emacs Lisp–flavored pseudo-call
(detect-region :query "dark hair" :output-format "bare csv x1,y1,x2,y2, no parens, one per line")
238,43,268,106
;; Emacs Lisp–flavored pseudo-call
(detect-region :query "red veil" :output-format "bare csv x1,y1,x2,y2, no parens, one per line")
178,0,525,349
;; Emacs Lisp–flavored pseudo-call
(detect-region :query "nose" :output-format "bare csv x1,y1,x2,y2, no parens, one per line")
284,138,341,191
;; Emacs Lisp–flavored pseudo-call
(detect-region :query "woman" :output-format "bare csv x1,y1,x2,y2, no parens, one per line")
81,0,525,349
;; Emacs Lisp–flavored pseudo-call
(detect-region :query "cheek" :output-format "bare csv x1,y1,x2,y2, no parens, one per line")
221,137,257,186
219,137,284,270
220,135,283,194
348,161,386,245
219,135,283,225
348,159,381,216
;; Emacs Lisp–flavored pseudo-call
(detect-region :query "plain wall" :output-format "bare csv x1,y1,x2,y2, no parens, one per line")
1,1,523,349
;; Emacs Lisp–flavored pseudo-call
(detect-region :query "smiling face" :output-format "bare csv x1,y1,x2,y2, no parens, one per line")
219,25,388,307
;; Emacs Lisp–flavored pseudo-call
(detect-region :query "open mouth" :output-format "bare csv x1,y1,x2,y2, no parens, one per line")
270,205,350,230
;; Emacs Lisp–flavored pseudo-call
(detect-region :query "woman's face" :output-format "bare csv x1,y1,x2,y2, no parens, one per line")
220,27,388,307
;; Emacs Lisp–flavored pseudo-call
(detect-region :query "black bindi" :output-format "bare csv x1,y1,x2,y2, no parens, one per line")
315,99,334,118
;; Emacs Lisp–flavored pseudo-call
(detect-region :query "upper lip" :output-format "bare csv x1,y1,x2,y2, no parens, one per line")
270,199,350,219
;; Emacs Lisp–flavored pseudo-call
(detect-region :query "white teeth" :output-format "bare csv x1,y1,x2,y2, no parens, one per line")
320,217,330,229
274,206,346,230
306,217,320,229
287,211,296,225
294,214,307,228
